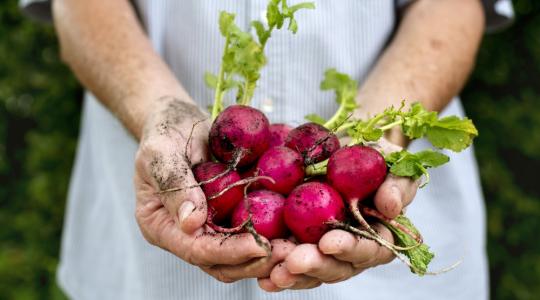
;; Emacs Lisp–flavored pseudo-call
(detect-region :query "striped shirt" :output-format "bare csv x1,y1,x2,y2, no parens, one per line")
21,1,513,299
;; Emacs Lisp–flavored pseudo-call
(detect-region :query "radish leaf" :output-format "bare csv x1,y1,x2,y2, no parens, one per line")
319,68,358,130
385,149,449,186
387,215,434,276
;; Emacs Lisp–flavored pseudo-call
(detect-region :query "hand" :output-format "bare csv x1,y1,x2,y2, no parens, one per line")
134,96,287,282
258,138,421,291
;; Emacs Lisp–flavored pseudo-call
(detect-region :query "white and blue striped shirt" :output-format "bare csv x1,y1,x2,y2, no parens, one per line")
21,1,513,299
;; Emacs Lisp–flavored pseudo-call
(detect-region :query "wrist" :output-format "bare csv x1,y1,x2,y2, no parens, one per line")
140,96,208,142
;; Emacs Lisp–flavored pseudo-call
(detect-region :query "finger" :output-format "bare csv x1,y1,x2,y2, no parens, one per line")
257,278,284,293
141,137,208,234
285,244,355,283
374,174,420,218
319,225,394,269
270,263,320,289
164,228,269,266
202,239,295,281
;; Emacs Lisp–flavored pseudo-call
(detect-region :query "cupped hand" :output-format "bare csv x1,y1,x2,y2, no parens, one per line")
259,138,421,291
134,97,289,282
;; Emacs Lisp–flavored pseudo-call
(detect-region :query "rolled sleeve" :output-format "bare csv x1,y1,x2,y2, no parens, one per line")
397,0,514,33
19,0,52,23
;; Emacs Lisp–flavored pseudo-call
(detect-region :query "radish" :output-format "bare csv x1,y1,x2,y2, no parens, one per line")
231,190,288,240
284,182,346,243
192,162,245,223
239,164,263,191
256,146,305,195
269,123,293,147
209,105,270,167
326,145,387,231
285,122,340,164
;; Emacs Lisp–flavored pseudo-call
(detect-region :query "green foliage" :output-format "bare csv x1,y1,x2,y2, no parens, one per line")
315,68,358,130
0,1,80,299
387,215,434,276
343,101,477,154
208,0,314,118
385,150,449,185
461,1,540,298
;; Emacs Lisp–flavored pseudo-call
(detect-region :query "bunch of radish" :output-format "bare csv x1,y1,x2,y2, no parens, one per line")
168,0,479,275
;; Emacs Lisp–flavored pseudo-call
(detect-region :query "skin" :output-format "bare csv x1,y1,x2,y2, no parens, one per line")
260,0,486,291
52,0,290,282
52,0,484,291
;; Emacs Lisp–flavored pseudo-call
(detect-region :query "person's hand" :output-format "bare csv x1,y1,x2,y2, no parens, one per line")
258,138,421,291
134,96,292,282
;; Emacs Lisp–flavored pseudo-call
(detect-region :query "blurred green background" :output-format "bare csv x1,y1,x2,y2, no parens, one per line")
1,0,539,299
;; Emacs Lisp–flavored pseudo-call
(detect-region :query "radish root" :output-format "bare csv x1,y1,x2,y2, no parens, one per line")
359,204,423,243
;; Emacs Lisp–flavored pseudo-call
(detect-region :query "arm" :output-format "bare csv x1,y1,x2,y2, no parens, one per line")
357,0,485,144
53,0,293,282
261,0,485,291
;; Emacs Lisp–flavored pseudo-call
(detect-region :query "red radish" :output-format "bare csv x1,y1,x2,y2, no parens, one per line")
326,145,387,230
231,190,288,240
193,162,244,223
284,182,346,243
256,146,305,195
209,105,270,167
239,164,263,191
327,145,387,202
269,123,293,147
285,122,340,164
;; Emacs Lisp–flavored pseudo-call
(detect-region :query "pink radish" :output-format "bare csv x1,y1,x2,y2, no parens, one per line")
284,182,346,243
193,162,244,223
269,123,293,147
285,122,340,164
231,190,288,240
256,146,305,195
326,145,387,230
209,105,270,167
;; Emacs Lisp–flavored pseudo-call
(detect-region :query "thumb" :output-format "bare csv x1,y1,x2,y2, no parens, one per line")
161,170,208,234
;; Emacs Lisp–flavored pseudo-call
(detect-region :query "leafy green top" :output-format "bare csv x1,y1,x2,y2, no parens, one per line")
306,69,358,130
348,102,478,152
387,215,435,275
207,0,314,119
385,149,450,186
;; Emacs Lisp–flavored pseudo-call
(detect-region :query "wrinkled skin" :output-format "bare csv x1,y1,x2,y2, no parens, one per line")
209,105,270,167
285,122,340,164
257,146,305,195
231,190,288,240
134,97,295,283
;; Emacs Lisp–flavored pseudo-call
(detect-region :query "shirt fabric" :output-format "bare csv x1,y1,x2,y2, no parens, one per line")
20,1,513,299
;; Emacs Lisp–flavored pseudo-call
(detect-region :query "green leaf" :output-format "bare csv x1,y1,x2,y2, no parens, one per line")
219,11,235,36
425,116,478,152
385,149,449,182
415,149,450,167
204,72,218,89
387,215,434,275
305,113,326,125
399,103,478,152
289,2,316,13
320,68,358,130
251,21,270,45
288,18,298,33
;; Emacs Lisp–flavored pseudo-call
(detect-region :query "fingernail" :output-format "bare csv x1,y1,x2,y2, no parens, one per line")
179,201,195,223
277,281,295,288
